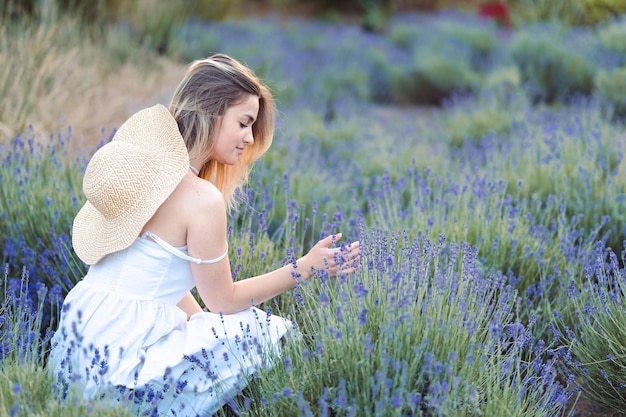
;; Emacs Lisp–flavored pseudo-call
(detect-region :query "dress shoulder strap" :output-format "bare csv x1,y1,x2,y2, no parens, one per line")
142,231,228,265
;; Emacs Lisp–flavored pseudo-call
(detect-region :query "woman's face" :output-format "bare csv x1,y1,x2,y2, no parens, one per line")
210,94,259,165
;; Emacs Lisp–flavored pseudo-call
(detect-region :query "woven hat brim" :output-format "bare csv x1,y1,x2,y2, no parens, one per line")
72,104,189,265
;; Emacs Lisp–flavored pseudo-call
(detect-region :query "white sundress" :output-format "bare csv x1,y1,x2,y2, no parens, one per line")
49,232,292,416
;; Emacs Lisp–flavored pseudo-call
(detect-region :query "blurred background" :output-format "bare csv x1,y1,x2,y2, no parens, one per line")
2,0,626,147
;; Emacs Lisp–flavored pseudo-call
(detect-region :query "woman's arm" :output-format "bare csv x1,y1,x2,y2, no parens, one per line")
197,234,359,314
185,180,360,315
192,235,359,314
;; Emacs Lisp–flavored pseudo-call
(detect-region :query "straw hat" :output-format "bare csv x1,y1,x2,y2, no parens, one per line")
72,104,189,265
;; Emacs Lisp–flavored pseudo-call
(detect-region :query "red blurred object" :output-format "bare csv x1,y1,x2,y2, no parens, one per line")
478,1,510,26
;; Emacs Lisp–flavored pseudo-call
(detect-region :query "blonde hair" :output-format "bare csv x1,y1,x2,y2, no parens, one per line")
168,54,276,210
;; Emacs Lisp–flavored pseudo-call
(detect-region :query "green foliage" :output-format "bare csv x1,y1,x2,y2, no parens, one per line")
508,0,626,26
123,0,189,55
0,367,134,417
0,132,87,291
248,233,564,416
442,97,516,147
391,52,482,105
511,32,596,103
480,66,526,112
0,14,81,136
508,0,586,26
360,3,392,32
54,0,127,24
444,107,511,147
561,251,626,414
167,23,219,62
367,50,395,103
386,20,424,50
1,0,124,23
364,164,599,337
498,105,626,253
264,0,298,6
97,23,162,68
384,15,496,105
595,66,626,120
436,22,498,71
0,0,36,21
350,107,444,179
120,0,245,55
597,17,626,55
484,66,522,90
310,0,395,31
193,0,246,20
0,267,133,416
579,0,626,26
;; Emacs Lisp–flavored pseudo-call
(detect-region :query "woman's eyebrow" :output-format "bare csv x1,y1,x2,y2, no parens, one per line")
243,114,255,123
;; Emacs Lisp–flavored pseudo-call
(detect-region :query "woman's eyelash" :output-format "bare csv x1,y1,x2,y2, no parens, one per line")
240,123,248,128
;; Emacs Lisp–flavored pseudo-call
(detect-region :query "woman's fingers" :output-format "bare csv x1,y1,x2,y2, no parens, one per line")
317,233,342,249
307,234,361,278
327,240,361,277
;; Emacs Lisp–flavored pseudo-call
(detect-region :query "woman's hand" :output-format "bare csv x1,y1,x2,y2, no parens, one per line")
298,233,361,279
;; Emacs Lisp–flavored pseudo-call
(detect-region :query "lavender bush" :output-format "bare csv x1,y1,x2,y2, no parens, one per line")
560,247,626,414
0,266,134,416
3,8,626,416
510,27,596,104
245,232,571,416
0,129,89,332
596,66,626,120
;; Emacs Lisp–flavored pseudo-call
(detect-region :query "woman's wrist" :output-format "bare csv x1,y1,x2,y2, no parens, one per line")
291,255,313,284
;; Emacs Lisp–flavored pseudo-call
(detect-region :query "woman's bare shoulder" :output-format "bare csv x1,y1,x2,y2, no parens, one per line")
172,174,226,212
141,173,226,245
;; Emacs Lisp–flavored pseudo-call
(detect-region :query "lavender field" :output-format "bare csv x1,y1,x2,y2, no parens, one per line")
2,6,626,416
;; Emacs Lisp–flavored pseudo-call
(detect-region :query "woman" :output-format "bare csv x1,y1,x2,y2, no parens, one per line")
49,54,361,416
